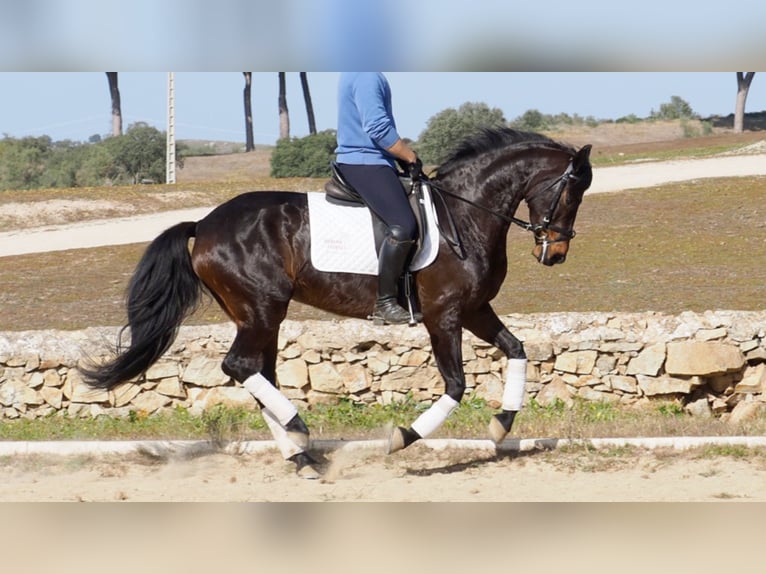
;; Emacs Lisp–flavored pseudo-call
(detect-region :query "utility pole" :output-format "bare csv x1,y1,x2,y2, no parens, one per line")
166,72,176,184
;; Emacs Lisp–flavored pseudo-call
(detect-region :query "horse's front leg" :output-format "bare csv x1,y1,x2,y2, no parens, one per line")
387,320,465,454
464,303,527,444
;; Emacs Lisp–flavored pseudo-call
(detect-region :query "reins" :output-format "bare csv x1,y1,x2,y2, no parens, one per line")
416,178,468,259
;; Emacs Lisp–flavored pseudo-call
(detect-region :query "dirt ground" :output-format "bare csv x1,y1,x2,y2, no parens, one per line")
2,443,766,501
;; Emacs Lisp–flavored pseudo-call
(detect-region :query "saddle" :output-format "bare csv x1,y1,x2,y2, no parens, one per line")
324,162,428,254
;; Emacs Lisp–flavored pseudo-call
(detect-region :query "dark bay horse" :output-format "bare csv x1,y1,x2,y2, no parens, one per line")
82,128,592,476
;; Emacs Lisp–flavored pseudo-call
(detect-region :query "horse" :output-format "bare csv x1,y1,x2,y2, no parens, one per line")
81,128,593,477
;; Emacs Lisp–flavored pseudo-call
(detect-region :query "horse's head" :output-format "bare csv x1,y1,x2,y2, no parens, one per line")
431,129,593,266
526,144,592,266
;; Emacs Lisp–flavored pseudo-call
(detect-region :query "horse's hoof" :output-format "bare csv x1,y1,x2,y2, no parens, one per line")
488,415,509,444
387,427,406,454
387,426,419,454
296,464,321,480
488,411,517,445
287,430,310,450
289,452,321,479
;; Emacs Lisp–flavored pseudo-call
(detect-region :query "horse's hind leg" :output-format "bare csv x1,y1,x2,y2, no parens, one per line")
463,303,527,444
222,326,319,478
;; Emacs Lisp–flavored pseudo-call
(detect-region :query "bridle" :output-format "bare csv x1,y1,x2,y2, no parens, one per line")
527,161,579,263
423,158,581,261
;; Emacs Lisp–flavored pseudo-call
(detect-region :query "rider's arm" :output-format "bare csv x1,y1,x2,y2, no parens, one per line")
386,138,418,165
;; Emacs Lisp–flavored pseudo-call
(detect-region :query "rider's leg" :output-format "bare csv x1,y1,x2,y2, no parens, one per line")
335,164,420,324
373,225,416,324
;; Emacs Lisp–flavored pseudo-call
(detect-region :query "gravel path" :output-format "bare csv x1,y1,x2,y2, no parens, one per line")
1,153,764,258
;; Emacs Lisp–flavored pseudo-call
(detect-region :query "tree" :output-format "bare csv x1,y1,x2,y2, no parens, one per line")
242,73,255,152
0,125,173,190
105,122,166,184
278,72,290,140
77,141,119,186
734,72,756,133
270,130,336,177
511,109,548,131
417,102,507,165
0,135,53,190
300,73,317,135
105,72,122,137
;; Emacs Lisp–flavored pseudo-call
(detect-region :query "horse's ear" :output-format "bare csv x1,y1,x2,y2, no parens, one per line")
573,144,592,170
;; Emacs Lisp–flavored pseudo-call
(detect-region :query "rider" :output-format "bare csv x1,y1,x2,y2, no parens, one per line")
334,72,422,325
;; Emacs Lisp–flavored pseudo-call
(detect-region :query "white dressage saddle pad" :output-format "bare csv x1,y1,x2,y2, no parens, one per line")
307,185,440,275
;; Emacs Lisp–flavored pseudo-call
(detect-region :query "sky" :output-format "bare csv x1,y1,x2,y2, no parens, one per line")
0,73,761,147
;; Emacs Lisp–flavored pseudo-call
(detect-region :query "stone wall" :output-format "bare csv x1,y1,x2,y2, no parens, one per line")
1,311,765,422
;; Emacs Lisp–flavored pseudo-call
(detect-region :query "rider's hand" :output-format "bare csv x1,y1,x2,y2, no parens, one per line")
407,156,424,180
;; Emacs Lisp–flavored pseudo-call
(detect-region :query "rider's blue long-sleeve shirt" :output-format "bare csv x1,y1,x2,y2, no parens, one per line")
335,72,401,168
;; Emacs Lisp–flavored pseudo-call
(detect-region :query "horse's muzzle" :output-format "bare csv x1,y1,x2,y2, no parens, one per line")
533,235,569,266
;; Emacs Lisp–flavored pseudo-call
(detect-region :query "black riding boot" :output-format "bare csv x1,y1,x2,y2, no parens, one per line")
373,232,416,325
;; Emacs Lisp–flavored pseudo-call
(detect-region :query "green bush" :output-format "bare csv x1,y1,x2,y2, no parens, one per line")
616,114,641,124
417,102,507,165
0,135,53,190
0,122,170,190
650,95,697,120
270,129,336,178
104,122,167,184
510,108,549,131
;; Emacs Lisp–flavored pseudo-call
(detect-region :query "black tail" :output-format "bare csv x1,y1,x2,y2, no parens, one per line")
81,221,202,389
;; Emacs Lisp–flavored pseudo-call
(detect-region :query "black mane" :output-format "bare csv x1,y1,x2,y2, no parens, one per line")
435,128,572,176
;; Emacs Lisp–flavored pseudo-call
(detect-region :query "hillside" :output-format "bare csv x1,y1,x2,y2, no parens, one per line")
177,144,273,183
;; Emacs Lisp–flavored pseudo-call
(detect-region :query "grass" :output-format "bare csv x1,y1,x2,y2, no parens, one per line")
0,405,221,441
2,397,764,444
693,444,757,460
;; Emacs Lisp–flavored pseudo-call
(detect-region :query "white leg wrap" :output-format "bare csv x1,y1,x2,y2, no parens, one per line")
243,373,297,426
502,358,527,411
262,408,304,460
411,395,459,438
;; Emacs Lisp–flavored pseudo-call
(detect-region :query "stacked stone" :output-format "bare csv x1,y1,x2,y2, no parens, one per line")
1,311,764,421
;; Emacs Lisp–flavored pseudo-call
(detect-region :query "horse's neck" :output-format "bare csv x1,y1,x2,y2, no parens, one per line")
436,171,517,251
444,154,532,216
